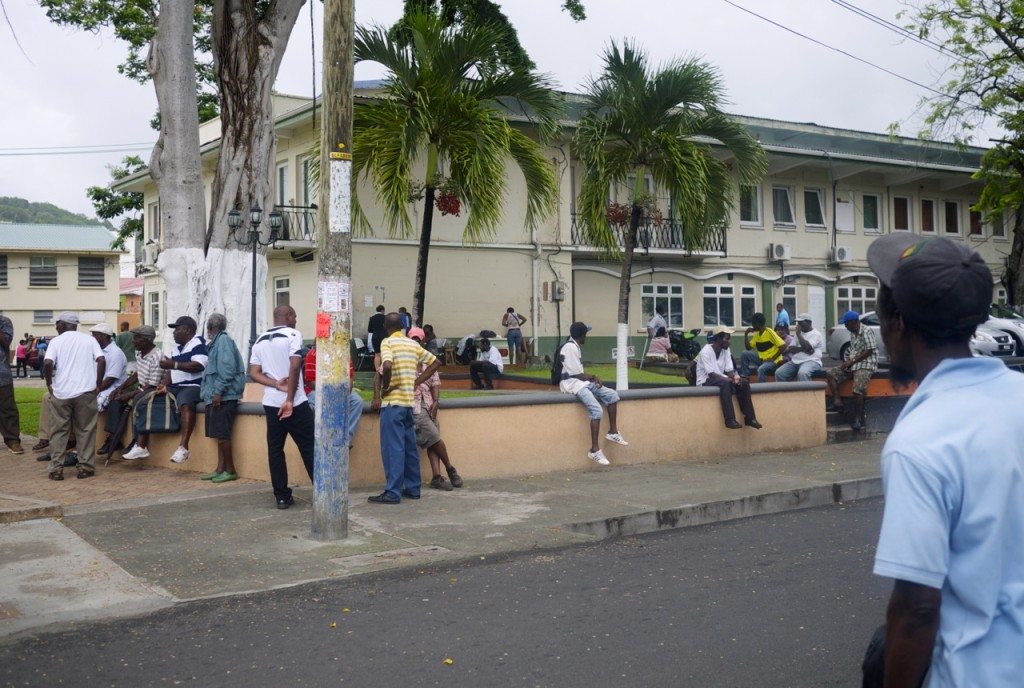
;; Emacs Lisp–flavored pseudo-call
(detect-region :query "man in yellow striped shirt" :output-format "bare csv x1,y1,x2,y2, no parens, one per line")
370,313,441,504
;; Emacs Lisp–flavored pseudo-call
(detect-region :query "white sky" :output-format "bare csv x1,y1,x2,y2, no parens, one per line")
0,0,987,218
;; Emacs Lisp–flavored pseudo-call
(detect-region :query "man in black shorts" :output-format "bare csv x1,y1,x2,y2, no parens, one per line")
199,313,245,482
159,316,208,463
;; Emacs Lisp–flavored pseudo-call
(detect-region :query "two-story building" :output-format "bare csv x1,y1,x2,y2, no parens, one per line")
113,87,1005,359
0,223,123,339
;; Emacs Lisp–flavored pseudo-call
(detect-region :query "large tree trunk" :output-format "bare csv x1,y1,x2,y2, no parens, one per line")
412,187,436,327
148,0,207,347
614,204,642,391
205,0,305,349
1009,206,1024,306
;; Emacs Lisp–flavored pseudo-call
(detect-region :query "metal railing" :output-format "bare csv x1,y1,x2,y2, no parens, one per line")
569,213,726,254
273,204,318,243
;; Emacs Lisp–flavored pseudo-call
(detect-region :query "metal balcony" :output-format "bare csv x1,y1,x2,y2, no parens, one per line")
569,213,726,256
272,204,318,246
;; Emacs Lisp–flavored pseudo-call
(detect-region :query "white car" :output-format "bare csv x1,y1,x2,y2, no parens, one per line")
826,312,1014,364
987,304,1024,355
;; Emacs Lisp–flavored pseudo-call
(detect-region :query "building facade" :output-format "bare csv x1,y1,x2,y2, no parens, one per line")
115,90,1004,359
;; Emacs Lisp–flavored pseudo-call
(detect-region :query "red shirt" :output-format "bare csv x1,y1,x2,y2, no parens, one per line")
303,347,354,394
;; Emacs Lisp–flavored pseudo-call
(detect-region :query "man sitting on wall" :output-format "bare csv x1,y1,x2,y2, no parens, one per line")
775,314,824,382
469,337,504,389
739,312,785,382
157,316,208,464
696,326,762,430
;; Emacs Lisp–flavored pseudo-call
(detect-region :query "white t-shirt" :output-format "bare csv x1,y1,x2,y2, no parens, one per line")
557,339,589,395
790,328,824,365
169,335,208,385
695,343,734,386
249,326,307,408
647,313,668,334
44,331,104,400
478,345,504,373
98,341,128,409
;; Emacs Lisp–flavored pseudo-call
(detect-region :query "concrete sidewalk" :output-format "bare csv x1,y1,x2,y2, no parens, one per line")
0,437,884,640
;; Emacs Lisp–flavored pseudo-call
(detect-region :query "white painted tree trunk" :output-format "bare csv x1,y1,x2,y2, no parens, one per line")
615,321,629,392
147,0,206,342
204,247,267,356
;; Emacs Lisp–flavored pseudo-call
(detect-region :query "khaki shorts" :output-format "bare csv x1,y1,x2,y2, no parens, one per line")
829,368,872,395
413,412,441,448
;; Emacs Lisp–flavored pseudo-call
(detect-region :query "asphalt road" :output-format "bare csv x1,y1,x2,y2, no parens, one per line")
1,498,890,688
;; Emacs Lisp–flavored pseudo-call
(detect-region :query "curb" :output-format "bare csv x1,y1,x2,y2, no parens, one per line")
566,476,883,539
0,494,62,525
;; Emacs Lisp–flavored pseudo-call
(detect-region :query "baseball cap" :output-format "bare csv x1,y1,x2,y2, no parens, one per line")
569,322,592,339
796,313,813,322
867,235,991,336
55,311,80,325
709,325,731,338
168,316,198,330
131,325,156,338
89,323,115,336
408,327,426,341
839,310,860,324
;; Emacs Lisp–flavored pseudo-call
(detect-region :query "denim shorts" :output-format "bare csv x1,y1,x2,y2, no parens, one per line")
575,382,620,420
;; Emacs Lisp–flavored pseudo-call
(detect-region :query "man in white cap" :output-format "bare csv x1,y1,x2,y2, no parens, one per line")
43,312,105,480
89,323,128,413
774,314,824,382
696,325,761,429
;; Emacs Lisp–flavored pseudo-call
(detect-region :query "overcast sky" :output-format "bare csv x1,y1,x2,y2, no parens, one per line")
0,0,987,218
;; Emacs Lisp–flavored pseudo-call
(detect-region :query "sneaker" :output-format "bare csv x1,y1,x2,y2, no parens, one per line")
76,467,95,479
587,450,610,466
170,446,190,463
276,495,295,509
5,440,24,454
446,465,464,488
605,432,629,446
122,445,150,461
367,492,400,504
430,475,454,491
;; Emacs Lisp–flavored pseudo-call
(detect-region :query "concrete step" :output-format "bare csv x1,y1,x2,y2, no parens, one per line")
827,425,887,444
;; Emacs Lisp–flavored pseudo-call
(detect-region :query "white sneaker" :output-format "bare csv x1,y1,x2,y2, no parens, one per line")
170,446,190,463
605,432,629,446
122,445,150,461
587,450,610,466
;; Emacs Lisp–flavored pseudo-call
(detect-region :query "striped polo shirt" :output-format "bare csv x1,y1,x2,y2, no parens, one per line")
380,333,436,407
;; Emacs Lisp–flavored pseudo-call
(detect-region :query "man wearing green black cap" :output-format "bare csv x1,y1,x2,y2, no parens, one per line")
826,309,878,430
862,234,1024,687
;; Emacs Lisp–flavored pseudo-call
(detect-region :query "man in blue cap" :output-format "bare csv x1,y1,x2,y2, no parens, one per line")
826,309,878,430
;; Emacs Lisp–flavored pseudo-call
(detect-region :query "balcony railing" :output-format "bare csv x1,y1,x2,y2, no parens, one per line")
273,204,318,244
570,213,726,255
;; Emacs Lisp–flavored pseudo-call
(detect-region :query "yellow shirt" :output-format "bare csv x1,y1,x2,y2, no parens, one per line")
380,333,436,407
748,328,785,365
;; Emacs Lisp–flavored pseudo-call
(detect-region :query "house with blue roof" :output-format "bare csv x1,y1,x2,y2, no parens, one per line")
0,223,123,340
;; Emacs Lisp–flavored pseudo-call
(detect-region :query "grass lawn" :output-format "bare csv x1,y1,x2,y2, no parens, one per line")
354,388,491,403
513,363,687,386
14,387,44,437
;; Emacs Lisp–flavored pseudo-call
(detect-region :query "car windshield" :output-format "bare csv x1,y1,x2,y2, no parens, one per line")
991,303,1024,319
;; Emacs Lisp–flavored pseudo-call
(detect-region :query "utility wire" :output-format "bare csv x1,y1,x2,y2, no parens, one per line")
720,0,950,98
0,145,153,157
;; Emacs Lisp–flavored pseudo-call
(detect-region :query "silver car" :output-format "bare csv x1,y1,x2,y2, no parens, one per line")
826,312,1014,363
988,304,1024,355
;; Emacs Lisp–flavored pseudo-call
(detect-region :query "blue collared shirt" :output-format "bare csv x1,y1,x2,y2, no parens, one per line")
874,356,1024,686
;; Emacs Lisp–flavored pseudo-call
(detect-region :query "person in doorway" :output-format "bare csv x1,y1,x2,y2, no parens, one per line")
469,337,504,389
249,306,314,509
826,310,878,431
775,303,791,328
775,314,824,382
43,312,106,479
369,313,441,504
157,316,208,463
696,326,761,430
366,305,386,354
199,313,245,483
115,321,137,373
556,322,628,465
409,327,463,491
0,314,22,454
865,233,1024,686
502,307,527,364
739,312,785,382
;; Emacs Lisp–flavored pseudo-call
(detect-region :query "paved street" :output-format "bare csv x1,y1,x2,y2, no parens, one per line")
1,498,889,687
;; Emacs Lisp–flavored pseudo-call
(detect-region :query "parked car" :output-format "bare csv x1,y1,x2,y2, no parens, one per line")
987,303,1024,355
826,312,1013,364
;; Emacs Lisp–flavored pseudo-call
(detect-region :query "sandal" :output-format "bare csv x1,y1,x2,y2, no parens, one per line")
200,471,221,480
76,468,95,479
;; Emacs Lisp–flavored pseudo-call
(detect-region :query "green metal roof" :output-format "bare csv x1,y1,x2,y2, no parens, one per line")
0,223,120,252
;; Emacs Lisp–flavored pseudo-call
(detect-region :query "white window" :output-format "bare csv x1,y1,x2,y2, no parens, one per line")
921,198,936,233
893,196,912,231
78,257,105,287
991,211,1008,239
969,209,984,237
740,286,757,327
33,310,53,324
703,285,735,327
782,285,797,319
298,156,315,207
147,201,161,242
803,188,825,228
996,287,1008,305
862,194,880,232
739,184,762,226
772,186,795,226
276,162,290,206
837,285,877,315
943,200,960,234
29,256,57,287
641,284,684,328
274,276,291,307
148,291,160,329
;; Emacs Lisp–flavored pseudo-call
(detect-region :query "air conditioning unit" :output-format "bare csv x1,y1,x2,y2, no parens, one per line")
143,242,160,266
769,243,792,261
831,246,852,264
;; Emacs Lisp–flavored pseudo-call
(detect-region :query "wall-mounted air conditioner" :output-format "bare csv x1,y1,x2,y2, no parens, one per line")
769,243,792,261
831,246,852,264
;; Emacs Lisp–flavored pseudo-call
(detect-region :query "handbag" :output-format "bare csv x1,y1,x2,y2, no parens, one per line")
133,390,181,434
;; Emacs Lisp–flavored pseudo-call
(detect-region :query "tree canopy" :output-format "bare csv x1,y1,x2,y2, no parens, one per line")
0,196,97,225
86,156,146,250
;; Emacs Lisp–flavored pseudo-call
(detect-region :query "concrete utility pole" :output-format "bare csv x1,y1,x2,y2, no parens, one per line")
311,0,355,541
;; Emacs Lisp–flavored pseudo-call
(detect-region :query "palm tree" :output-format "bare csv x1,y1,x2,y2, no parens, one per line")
353,11,561,326
574,41,766,390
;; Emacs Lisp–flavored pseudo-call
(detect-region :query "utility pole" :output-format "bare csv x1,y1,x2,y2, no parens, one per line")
311,0,355,541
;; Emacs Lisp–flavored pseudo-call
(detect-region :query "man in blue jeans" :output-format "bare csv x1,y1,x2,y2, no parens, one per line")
370,313,441,504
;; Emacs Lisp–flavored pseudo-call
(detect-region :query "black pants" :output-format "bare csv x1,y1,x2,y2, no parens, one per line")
703,378,756,424
0,383,19,443
15,358,27,377
264,401,315,498
470,361,501,387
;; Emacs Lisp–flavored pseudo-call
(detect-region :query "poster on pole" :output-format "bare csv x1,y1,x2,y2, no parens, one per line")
328,149,352,234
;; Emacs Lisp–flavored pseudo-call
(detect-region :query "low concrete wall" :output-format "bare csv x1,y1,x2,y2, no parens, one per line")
107,383,826,488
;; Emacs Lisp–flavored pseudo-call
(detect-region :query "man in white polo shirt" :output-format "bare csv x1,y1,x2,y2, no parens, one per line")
158,316,208,463
89,323,128,412
43,312,105,480
774,313,824,382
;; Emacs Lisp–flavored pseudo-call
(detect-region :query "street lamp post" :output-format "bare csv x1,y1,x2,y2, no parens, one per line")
228,203,283,354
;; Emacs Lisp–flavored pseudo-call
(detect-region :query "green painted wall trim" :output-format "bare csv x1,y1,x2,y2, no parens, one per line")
761,280,774,320
825,284,836,330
